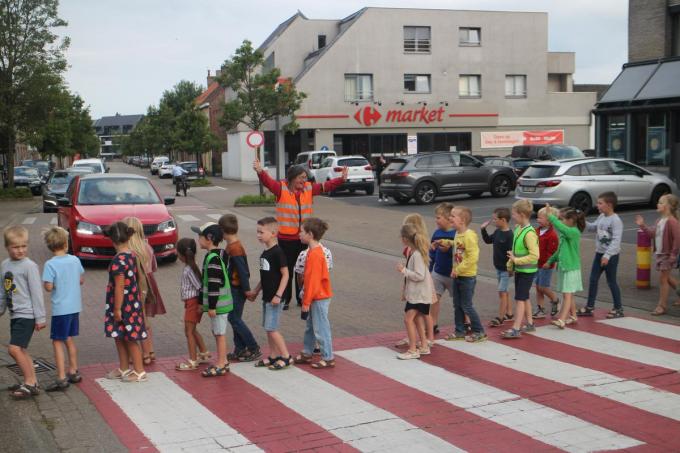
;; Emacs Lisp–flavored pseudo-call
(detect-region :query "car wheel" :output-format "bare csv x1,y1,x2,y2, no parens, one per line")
414,182,437,204
490,176,511,198
366,186,374,195
570,192,593,213
469,191,483,199
393,195,411,205
650,184,670,207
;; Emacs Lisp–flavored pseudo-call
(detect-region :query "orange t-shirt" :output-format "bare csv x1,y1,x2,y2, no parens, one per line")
302,245,333,308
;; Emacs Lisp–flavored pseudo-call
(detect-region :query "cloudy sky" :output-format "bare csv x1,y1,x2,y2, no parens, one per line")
58,0,628,119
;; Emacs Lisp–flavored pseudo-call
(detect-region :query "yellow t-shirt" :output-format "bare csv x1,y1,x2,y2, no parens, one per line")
443,229,479,277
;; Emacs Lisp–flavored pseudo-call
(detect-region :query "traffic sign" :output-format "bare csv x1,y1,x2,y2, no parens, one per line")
320,145,329,150
246,131,264,148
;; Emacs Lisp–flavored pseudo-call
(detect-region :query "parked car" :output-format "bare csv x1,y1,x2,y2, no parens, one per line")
13,166,44,195
150,156,169,175
158,162,175,178
315,155,374,195
139,156,151,168
132,156,142,166
484,157,534,178
293,150,337,178
380,152,516,204
510,145,585,161
515,157,677,213
72,158,107,174
57,173,178,262
21,160,52,182
42,167,94,212
173,161,204,183
126,155,137,165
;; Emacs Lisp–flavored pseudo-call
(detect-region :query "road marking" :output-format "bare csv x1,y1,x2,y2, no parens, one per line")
229,362,463,452
531,326,680,371
191,186,227,192
177,214,200,222
50,217,58,225
21,217,36,225
96,372,261,452
598,317,680,341
438,339,680,422
338,346,643,453
207,213,222,220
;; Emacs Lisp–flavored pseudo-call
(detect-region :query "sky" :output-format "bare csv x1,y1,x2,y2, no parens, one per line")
58,0,628,119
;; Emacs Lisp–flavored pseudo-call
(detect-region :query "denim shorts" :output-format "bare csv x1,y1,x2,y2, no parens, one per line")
534,268,553,288
262,301,283,332
50,313,80,341
210,313,228,336
496,270,510,292
431,272,453,296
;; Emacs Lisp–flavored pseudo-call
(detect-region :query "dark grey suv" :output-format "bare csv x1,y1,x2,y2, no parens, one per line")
380,152,516,204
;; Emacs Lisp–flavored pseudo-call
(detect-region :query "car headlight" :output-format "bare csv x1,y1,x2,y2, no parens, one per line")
158,219,176,233
76,221,102,235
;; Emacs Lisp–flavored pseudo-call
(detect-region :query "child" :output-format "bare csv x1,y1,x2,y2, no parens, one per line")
548,206,586,328
444,206,486,342
218,214,261,362
42,227,85,391
397,223,434,359
579,192,624,318
502,200,540,339
635,194,680,316
0,226,46,398
297,218,335,368
103,222,148,382
481,207,514,327
191,222,233,376
246,217,292,370
533,206,561,319
429,203,455,334
174,238,210,371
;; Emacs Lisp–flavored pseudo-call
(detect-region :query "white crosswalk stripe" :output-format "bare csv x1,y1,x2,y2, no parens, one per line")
177,214,200,222
599,317,680,341
206,213,222,220
50,217,58,225
21,217,36,225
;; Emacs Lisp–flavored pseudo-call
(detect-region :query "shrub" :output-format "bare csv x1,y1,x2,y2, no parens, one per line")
234,194,275,206
191,178,212,187
0,188,34,199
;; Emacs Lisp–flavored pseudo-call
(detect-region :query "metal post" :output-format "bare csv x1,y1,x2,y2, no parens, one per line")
257,145,264,196
275,116,281,181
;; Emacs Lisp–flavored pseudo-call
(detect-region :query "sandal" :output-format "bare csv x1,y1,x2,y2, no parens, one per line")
565,316,577,325
227,351,243,362
46,379,70,392
122,370,148,383
201,365,229,377
504,313,514,322
67,371,82,384
576,306,594,317
310,359,336,369
197,351,212,364
550,299,560,317
255,356,279,368
148,352,156,362
175,359,198,371
10,384,38,399
488,317,504,327
293,353,313,364
606,309,624,319
551,319,566,329
651,306,666,316
501,328,522,339
106,368,131,380
268,356,292,371
143,355,152,366
239,348,262,362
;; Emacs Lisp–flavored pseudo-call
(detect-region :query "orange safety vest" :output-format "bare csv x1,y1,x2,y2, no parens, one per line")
276,181,313,235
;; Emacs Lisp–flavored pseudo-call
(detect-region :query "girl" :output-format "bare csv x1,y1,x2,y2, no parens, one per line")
547,206,586,329
123,217,167,365
103,222,148,382
397,223,434,359
174,238,211,371
635,194,680,315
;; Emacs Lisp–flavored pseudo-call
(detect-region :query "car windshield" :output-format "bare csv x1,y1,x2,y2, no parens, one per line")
49,172,75,185
385,160,406,172
15,167,39,177
522,165,559,179
513,160,533,169
181,162,197,171
550,146,584,159
77,178,161,205
338,158,368,167
74,163,102,173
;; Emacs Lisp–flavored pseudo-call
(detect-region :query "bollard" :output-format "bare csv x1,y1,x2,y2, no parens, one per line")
636,229,651,289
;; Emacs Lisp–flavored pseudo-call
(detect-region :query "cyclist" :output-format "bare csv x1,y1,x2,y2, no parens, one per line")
172,164,189,196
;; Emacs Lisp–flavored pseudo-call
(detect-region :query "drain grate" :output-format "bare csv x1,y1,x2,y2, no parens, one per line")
7,358,56,376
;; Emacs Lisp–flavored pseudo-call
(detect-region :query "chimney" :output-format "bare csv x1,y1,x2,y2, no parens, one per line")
207,69,213,86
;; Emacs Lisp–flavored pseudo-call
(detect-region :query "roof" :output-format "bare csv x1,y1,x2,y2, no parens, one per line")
258,11,307,52
598,57,680,105
195,81,221,106
93,114,144,128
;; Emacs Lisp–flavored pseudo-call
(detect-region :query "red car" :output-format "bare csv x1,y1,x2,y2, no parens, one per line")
57,173,178,262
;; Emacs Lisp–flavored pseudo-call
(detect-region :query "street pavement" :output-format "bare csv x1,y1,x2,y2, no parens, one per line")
0,161,679,452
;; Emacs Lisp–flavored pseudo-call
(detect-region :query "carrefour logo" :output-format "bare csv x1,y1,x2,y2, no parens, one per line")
353,106,446,127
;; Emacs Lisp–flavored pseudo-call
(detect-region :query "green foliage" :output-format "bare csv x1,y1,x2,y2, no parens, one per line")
234,194,275,206
0,187,33,199
191,178,212,187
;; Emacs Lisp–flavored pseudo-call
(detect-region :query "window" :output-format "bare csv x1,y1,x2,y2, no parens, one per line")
586,161,614,176
417,132,471,152
415,156,432,168
565,164,586,176
460,154,478,167
611,160,644,176
430,154,453,167
344,74,373,102
505,75,527,97
459,27,481,46
318,34,326,49
404,74,431,93
458,75,481,98
404,26,431,53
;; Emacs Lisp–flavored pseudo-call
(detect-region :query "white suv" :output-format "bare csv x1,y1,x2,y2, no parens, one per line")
315,155,374,195
151,156,169,175
293,150,337,179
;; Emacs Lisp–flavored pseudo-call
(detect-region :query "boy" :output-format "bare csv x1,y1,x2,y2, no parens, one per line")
502,200,540,339
533,206,560,318
0,226,46,398
578,192,624,318
218,214,261,362
481,207,514,327
429,202,455,334
246,217,292,370
191,222,233,377
42,227,85,391
442,206,486,342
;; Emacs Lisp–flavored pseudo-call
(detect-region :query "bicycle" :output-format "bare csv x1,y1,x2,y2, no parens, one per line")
175,175,190,196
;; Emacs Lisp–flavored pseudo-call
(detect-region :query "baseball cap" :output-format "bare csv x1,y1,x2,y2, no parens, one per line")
191,222,223,242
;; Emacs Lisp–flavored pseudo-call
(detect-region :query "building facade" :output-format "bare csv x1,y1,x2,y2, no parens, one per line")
223,8,596,181
93,113,144,157
195,72,227,176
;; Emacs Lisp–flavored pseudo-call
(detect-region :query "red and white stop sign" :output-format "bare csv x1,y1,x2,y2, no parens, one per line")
246,131,264,148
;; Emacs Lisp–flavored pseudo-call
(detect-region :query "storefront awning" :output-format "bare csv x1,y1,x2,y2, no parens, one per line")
598,63,657,103
636,59,680,101
598,58,680,105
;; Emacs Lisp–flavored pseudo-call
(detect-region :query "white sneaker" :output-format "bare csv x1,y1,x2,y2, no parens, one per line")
378,198,383,202
394,337,409,347
397,350,420,360
418,347,431,355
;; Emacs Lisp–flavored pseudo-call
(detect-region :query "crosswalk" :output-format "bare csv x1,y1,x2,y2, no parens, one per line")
79,316,680,452
16,211,234,229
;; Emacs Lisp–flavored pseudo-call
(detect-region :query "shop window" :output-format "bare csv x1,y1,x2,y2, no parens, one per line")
404,26,431,53
417,132,472,152
646,112,668,166
404,74,431,93
459,27,481,46
505,75,527,98
606,115,626,160
459,75,481,98
344,74,373,102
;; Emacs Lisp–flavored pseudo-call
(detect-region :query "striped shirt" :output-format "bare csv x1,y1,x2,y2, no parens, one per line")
201,250,226,309
180,265,201,301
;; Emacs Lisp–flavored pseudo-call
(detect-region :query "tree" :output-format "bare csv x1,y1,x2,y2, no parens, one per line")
0,0,69,186
217,40,306,192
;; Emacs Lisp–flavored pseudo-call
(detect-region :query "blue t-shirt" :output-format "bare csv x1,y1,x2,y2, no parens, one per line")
429,228,456,276
42,254,84,316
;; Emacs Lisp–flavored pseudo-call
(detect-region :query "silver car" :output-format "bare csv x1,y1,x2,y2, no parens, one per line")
515,158,678,212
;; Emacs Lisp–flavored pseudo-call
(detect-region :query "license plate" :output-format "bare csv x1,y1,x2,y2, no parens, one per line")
521,186,536,192
384,178,391,183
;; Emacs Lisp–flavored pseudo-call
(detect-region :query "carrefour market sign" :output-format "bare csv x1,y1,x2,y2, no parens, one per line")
353,106,446,126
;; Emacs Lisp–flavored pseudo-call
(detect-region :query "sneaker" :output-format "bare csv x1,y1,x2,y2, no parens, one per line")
565,315,578,325
550,299,560,317
433,324,440,334
282,304,290,311
532,306,546,319
418,347,431,355
378,198,383,202
397,350,420,360
466,332,488,343
551,319,566,329
521,324,536,333
464,323,472,334
66,370,82,384
394,337,410,347
445,333,466,341
501,328,522,339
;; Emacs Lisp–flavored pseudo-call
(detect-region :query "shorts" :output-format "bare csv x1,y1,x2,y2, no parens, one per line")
556,269,583,293
496,270,510,292
534,268,553,288
50,313,80,341
262,301,283,332
432,272,453,296
183,298,203,324
10,318,35,349
404,302,431,315
210,313,228,336
514,272,536,301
